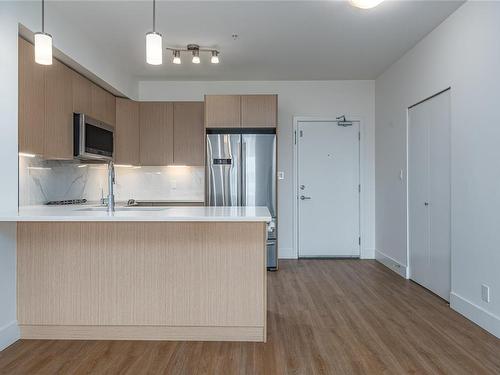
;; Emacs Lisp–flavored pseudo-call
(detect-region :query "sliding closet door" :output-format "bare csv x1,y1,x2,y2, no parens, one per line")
409,90,451,301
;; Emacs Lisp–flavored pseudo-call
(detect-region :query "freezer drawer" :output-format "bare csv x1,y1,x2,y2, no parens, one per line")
267,239,277,271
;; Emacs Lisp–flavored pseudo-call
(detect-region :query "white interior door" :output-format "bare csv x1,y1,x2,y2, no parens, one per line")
297,121,360,257
409,90,451,301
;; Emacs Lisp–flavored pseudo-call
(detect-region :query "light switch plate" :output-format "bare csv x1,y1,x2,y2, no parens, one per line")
481,284,490,303
277,171,285,180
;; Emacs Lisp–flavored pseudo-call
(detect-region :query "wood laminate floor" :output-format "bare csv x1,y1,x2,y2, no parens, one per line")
1,260,499,374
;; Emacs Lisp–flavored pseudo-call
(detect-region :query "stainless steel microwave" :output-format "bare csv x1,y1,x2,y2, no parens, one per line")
73,113,114,161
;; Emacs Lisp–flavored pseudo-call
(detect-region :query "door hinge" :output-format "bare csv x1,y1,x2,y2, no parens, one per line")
300,130,304,137
358,184,361,193
358,132,361,141
359,237,361,246
294,130,297,145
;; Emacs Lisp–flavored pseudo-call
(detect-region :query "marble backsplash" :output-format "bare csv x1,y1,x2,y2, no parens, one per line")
19,156,205,206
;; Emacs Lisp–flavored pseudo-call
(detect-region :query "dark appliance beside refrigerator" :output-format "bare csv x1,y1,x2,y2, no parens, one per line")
206,128,277,270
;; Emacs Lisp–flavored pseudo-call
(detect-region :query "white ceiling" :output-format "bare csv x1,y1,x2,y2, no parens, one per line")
47,1,463,81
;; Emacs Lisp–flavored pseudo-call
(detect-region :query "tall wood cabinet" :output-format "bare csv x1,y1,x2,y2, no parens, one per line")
173,102,205,166
139,102,174,166
115,99,140,165
18,37,45,156
205,94,277,128
44,59,74,159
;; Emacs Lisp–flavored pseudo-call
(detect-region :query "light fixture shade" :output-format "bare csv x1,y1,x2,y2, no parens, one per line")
349,0,384,9
146,32,162,65
172,50,181,64
34,32,52,65
211,51,219,64
192,55,200,64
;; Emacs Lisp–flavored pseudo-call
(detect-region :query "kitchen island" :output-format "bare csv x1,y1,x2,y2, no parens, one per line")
7,205,271,342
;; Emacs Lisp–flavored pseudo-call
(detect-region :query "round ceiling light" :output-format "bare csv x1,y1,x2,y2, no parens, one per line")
349,0,384,9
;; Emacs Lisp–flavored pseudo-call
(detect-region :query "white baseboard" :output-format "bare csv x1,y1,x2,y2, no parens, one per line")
375,250,408,278
450,292,500,339
360,248,376,260
0,320,20,352
278,247,297,259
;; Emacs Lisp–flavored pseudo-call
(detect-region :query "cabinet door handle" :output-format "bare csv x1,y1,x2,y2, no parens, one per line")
424,202,429,206
300,195,312,200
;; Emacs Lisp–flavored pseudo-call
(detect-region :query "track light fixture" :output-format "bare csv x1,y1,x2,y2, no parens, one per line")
166,44,220,65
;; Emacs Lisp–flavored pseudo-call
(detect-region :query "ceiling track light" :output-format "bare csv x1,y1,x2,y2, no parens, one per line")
192,49,200,64
146,0,162,65
172,50,181,64
165,44,220,65
34,0,53,65
211,51,219,64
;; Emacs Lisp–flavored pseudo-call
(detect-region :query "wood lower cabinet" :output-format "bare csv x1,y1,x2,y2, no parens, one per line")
139,102,174,165
91,83,116,126
115,98,140,165
241,95,277,128
173,102,205,166
205,95,241,128
18,38,45,156
44,59,74,160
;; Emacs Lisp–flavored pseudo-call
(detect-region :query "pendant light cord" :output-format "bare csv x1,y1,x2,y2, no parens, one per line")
41,0,45,33
152,0,156,32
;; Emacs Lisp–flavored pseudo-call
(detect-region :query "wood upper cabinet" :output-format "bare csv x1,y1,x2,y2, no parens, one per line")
18,37,45,155
139,102,173,165
205,95,241,128
115,98,140,166
173,102,205,166
44,59,74,160
72,71,92,115
91,83,116,126
241,95,277,128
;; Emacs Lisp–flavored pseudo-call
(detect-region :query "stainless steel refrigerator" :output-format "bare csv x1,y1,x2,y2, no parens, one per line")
206,129,277,270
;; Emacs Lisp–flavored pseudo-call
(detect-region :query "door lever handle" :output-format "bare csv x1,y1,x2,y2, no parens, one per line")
300,195,311,200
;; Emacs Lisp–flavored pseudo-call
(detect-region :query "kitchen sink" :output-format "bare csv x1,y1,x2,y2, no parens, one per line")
76,207,168,212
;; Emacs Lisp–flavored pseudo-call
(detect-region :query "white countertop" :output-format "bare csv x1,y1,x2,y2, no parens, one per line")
1,205,272,222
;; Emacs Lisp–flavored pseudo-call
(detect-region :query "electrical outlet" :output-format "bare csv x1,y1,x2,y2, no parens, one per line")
481,284,490,303
277,171,285,180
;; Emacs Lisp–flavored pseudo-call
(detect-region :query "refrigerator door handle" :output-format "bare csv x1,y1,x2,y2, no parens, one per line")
237,137,242,206
241,141,247,206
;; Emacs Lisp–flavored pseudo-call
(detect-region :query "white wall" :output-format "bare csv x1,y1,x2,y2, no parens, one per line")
140,81,375,259
0,1,138,351
375,2,500,337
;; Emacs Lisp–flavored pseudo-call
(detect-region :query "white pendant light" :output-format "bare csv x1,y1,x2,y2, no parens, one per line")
172,50,181,64
211,51,219,64
349,0,384,9
146,0,162,65
192,50,200,64
34,0,52,65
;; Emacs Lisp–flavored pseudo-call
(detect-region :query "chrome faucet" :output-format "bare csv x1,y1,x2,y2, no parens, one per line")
107,161,115,214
